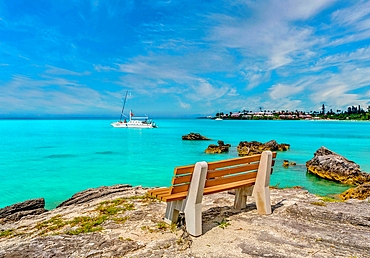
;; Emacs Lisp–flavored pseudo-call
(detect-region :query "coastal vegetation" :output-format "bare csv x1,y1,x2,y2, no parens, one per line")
213,104,370,120
0,194,159,239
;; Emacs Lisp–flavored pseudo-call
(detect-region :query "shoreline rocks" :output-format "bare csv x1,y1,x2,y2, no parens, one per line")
306,146,370,186
340,183,370,200
0,198,46,223
1,185,370,257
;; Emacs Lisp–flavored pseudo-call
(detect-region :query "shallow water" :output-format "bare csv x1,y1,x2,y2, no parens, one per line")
0,119,369,209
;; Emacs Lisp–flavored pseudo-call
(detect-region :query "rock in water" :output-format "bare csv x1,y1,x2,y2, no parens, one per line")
237,140,290,156
182,133,210,140
306,146,370,185
205,140,231,153
0,198,46,222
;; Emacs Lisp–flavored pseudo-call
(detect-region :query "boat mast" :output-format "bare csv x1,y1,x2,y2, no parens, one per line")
119,91,128,122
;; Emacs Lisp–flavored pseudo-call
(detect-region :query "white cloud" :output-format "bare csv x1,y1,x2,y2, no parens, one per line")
227,88,238,96
179,100,191,109
0,75,116,115
186,79,229,102
269,83,304,100
209,0,333,72
331,1,370,29
45,66,90,76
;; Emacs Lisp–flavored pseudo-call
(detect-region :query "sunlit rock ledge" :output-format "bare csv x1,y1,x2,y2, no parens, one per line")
306,146,370,200
1,185,370,257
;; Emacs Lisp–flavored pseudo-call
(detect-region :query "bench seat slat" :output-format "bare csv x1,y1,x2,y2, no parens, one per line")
160,191,188,202
147,187,170,196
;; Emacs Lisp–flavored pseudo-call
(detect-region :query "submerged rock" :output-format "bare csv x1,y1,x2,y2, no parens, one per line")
237,140,290,156
283,160,297,167
205,140,231,154
306,146,370,186
182,132,210,140
0,198,46,223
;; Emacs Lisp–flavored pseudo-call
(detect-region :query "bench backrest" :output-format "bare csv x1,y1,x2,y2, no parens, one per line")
168,152,276,196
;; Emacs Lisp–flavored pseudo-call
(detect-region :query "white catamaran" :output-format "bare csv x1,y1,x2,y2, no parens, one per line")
111,92,157,128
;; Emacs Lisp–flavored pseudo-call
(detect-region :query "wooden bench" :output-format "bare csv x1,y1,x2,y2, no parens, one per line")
147,151,276,236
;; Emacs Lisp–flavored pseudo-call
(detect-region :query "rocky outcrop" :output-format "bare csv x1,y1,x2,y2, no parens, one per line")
237,140,290,156
0,198,46,223
306,146,370,185
340,183,370,200
205,140,231,154
57,184,132,207
182,133,210,140
1,186,370,258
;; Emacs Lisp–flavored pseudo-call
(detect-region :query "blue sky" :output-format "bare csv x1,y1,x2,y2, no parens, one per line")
1,0,370,118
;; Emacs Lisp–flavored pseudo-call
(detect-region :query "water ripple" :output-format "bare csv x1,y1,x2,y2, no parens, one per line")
96,151,115,155
45,154,76,159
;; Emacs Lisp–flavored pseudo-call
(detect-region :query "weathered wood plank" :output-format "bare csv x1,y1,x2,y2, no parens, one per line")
206,163,259,179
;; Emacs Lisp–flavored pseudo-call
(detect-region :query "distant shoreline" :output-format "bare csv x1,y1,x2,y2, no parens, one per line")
197,117,370,122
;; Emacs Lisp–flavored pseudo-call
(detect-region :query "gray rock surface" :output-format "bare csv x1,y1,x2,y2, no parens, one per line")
0,198,46,223
1,185,369,257
57,184,132,207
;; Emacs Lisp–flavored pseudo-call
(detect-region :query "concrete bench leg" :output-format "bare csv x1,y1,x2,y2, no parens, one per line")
164,200,185,224
252,151,272,215
183,161,208,236
234,185,254,209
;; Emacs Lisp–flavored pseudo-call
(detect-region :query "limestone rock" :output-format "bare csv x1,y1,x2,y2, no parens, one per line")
1,187,370,258
182,133,210,140
0,198,46,223
57,184,132,207
205,140,230,154
306,146,370,185
340,183,370,200
237,140,290,156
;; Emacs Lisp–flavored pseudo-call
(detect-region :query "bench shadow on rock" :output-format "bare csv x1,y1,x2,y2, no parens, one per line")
184,199,287,235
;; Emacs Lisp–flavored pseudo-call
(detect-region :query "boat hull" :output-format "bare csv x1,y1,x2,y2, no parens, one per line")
110,121,157,128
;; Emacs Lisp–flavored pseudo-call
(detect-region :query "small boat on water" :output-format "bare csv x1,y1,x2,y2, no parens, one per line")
111,92,157,129
111,110,157,128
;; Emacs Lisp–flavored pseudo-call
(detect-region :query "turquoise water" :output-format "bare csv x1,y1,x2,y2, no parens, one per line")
1,119,369,210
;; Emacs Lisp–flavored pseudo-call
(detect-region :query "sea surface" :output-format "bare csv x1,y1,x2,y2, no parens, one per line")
1,118,370,210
